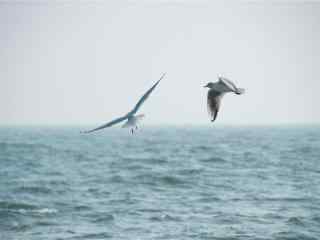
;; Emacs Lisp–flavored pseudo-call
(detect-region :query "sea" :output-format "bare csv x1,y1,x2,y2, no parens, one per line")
0,126,319,240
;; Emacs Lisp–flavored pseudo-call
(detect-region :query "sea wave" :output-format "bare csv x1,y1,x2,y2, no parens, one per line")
1,126,319,239
0,201,57,215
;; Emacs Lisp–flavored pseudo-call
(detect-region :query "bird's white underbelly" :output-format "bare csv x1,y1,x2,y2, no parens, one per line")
122,115,144,128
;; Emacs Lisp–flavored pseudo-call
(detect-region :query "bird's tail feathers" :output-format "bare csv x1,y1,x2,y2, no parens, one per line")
235,88,245,95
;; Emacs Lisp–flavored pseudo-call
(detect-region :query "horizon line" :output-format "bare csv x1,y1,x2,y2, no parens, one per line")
0,122,319,128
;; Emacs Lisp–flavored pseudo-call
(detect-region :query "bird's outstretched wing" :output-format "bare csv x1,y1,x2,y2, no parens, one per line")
207,89,223,122
219,77,239,92
81,115,128,134
129,73,165,115
220,77,245,94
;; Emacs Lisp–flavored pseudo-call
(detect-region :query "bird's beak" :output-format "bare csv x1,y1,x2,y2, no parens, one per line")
203,84,208,88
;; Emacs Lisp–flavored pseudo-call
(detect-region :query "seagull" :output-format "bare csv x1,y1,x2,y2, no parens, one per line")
204,76,245,122
82,73,165,134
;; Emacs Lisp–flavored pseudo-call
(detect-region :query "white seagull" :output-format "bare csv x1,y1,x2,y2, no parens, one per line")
82,73,165,134
204,76,245,122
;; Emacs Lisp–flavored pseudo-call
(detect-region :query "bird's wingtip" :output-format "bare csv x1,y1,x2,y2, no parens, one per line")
160,72,166,80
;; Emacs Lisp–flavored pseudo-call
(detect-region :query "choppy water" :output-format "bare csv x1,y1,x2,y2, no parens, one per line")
0,126,320,240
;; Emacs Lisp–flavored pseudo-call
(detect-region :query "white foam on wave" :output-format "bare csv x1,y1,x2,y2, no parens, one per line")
36,208,58,214
15,208,58,214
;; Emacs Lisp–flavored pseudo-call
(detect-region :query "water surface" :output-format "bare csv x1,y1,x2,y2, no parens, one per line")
0,126,319,239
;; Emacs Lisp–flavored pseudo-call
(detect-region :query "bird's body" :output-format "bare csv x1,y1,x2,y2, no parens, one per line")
82,74,165,134
204,76,245,122
122,114,145,134
122,115,145,128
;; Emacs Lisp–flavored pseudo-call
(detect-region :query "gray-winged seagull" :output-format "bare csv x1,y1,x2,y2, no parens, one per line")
82,73,165,134
204,76,245,122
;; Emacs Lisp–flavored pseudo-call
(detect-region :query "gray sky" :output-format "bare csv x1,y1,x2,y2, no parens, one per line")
1,1,320,126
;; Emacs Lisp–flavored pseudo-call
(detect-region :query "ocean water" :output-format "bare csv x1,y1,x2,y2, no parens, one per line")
0,126,320,240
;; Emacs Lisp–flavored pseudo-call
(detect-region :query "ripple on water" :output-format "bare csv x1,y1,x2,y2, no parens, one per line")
160,175,186,186
108,175,126,183
177,168,204,176
199,157,226,163
72,232,112,239
255,197,313,203
132,173,187,187
121,156,168,165
287,217,305,226
150,214,182,222
273,231,318,240
197,196,221,203
0,201,58,216
14,186,52,195
312,216,320,223
73,205,92,211
137,208,163,213
91,214,115,223
0,201,38,211
10,223,31,232
0,142,54,152
35,221,57,226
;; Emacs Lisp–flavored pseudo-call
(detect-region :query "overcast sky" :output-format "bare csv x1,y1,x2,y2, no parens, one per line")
1,1,319,126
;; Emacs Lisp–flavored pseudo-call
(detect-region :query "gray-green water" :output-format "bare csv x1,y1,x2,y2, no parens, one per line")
0,126,320,239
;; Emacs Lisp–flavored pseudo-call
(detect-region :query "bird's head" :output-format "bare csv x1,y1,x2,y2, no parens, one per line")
204,82,214,88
